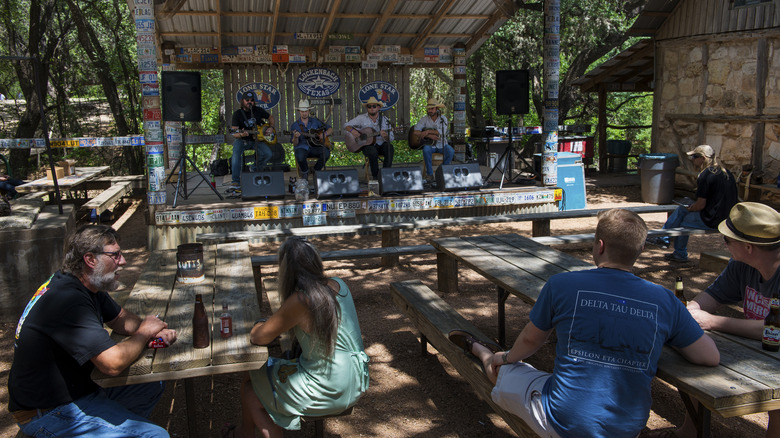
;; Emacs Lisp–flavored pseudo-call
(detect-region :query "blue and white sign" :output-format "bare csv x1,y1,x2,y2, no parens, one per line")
296,68,341,97
235,83,281,110
358,81,399,111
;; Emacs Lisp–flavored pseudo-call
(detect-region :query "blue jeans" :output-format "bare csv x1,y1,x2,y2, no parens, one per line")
20,382,167,437
294,146,330,174
661,205,711,259
0,177,24,198
422,144,455,176
231,139,273,183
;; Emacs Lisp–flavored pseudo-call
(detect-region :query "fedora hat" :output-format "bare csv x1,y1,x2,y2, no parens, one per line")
718,202,780,245
425,98,445,109
296,99,312,111
686,144,714,158
362,96,385,108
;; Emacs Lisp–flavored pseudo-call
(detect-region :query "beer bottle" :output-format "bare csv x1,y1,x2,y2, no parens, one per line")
220,303,233,339
674,276,687,306
192,294,210,349
762,297,780,352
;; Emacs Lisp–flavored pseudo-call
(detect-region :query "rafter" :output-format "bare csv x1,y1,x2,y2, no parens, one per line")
465,8,506,55
365,0,401,53
156,0,188,20
318,0,343,55
411,0,456,52
269,0,281,48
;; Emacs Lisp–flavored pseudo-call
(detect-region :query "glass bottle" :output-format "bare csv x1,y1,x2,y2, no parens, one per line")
220,303,233,339
192,294,210,348
674,276,687,306
762,297,780,352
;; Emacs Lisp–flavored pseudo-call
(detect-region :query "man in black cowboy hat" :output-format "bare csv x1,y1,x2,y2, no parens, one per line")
662,202,780,438
228,91,276,189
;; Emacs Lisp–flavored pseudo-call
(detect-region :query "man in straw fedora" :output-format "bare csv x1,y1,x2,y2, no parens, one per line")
412,98,455,183
344,96,394,179
662,202,780,438
289,98,332,180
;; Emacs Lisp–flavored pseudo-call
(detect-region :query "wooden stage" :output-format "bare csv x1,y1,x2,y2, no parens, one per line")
148,165,563,250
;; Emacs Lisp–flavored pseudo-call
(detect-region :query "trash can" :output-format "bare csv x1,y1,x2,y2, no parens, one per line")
607,140,632,172
639,153,679,204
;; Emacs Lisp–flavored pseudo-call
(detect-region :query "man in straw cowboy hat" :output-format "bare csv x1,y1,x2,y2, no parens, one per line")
289,98,332,180
661,202,780,438
646,144,738,262
412,98,455,183
344,96,394,179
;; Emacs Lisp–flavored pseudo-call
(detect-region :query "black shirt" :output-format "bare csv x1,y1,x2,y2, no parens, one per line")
8,271,121,411
231,106,271,141
697,166,738,228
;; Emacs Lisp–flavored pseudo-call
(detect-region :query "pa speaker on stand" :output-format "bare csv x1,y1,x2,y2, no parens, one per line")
162,71,223,207
484,70,530,188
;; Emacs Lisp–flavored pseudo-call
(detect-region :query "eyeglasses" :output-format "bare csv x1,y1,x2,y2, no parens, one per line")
97,250,123,262
691,154,703,159
366,104,380,109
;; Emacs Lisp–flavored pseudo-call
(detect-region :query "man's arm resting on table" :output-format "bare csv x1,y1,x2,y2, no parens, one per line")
676,334,720,366
93,314,167,376
688,292,764,340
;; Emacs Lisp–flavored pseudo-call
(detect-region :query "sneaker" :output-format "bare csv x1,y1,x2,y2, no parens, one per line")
226,181,240,188
664,253,688,263
646,236,670,249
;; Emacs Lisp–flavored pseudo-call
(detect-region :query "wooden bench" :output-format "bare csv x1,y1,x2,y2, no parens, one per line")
261,277,355,438
390,279,538,437
84,175,146,190
81,180,132,221
699,250,730,273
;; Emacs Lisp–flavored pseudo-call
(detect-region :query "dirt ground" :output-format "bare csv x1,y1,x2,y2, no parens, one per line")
0,182,771,437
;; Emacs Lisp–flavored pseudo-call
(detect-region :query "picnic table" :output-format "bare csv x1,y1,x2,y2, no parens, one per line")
15,166,110,194
431,232,780,437
92,241,267,437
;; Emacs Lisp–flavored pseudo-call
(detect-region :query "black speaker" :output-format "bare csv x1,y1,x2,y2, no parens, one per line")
240,171,285,200
379,167,424,195
496,70,529,115
315,169,360,199
162,71,202,122
435,162,483,191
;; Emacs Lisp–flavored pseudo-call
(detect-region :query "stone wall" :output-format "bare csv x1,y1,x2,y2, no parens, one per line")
655,32,780,181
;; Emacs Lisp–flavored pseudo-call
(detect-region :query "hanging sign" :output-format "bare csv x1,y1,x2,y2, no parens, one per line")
235,83,281,110
296,68,341,97
358,81,399,111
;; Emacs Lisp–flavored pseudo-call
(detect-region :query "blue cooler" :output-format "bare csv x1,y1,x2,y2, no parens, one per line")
556,152,587,210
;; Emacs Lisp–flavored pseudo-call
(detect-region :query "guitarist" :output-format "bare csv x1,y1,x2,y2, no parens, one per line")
289,99,332,181
228,91,276,189
412,98,454,183
344,96,394,180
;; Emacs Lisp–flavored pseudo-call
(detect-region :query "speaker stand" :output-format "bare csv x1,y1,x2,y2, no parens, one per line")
483,118,519,189
165,124,224,208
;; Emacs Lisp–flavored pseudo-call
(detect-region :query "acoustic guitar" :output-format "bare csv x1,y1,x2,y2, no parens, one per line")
344,125,407,153
285,128,332,149
231,124,277,145
408,128,440,150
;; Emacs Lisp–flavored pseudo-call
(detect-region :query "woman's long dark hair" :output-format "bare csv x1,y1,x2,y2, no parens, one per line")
278,237,340,356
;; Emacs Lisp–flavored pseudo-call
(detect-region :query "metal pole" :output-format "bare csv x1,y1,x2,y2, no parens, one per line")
33,56,63,214
542,0,561,187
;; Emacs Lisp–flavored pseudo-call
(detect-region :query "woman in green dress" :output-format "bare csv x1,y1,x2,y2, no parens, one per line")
235,237,369,438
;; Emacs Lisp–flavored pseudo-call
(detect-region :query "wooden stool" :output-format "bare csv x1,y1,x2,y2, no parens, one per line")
302,406,354,438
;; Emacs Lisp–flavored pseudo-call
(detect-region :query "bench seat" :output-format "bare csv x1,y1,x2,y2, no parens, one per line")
81,181,132,217
390,279,537,437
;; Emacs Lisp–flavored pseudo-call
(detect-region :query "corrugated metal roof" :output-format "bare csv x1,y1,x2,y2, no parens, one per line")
147,0,515,64
572,39,655,93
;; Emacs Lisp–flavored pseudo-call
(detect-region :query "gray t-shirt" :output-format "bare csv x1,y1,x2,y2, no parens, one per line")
705,259,780,320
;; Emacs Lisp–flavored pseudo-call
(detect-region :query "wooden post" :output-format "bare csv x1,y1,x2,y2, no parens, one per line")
436,252,458,293
598,85,608,173
380,229,400,267
532,218,551,237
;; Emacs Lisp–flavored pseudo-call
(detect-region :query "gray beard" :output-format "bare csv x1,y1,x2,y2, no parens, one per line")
88,259,119,292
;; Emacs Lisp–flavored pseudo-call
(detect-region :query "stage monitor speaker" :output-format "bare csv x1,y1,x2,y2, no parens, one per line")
241,171,285,200
496,70,529,115
435,162,483,191
162,71,202,122
315,169,360,199
379,167,424,195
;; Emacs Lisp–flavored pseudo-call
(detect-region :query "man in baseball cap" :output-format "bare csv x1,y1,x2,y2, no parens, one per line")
228,90,276,189
671,202,780,437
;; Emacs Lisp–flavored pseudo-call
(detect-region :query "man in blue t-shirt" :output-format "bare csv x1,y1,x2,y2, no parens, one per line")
450,209,720,438
289,98,332,180
8,225,177,436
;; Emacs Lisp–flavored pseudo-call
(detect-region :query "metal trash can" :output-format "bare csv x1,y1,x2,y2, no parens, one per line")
639,153,679,204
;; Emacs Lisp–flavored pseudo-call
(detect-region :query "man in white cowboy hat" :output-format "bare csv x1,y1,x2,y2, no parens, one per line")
289,98,332,180
412,98,455,183
646,144,738,262
228,91,276,189
664,202,780,438
343,96,394,179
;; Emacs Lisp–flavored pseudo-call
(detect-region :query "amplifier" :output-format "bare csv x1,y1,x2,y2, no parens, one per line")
240,171,285,200
315,169,360,198
378,167,424,195
435,162,483,191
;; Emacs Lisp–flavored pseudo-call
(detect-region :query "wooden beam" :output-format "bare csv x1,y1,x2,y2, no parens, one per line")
465,9,505,55
598,86,608,173
269,0,281,48
666,114,778,123
412,0,457,52
317,0,343,55
161,31,471,39
166,11,492,20
365,0,401,53
577,43,654,92
157,0,188,20
215,0,222,64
